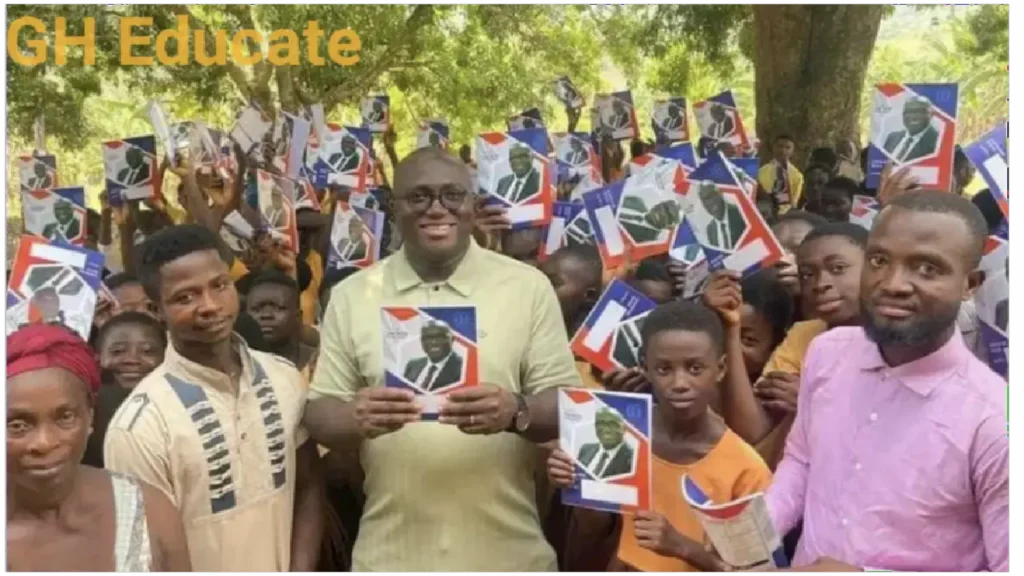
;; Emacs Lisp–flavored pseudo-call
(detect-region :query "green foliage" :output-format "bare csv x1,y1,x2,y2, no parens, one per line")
962,4,1008,61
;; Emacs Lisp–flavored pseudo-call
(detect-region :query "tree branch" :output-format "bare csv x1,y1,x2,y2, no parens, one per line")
276,65,298,114
172,5,254,102
323,5,436,111
226,4,274,109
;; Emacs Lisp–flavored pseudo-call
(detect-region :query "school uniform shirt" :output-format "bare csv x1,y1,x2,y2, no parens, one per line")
757,161,805,214
310,238,580,571
767,326,1008,571
616,428,772,571
104,334,308,572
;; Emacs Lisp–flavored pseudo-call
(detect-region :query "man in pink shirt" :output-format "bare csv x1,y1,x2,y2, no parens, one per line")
767,190,1008,571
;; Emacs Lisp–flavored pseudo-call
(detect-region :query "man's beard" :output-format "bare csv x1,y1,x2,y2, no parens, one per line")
861,299,961,348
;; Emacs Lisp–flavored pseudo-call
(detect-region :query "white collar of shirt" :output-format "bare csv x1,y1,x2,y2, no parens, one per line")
164,333,255,394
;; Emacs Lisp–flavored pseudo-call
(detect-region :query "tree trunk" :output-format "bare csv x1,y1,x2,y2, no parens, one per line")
752,5,885,167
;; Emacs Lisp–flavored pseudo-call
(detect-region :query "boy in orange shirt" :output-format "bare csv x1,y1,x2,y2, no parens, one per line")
547,301,772,571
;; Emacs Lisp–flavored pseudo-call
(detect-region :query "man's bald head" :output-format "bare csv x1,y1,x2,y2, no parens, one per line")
394,147,473,197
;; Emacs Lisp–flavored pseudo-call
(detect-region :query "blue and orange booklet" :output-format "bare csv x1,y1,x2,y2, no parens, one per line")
976,235,1008,378
866,82,959,191
693,89,751,151
629,142,698,178
558,388,652,513
476,127,555,229
570,279,656,373
592,90,639,141
310,125,373,192
6,235,105,341
360,95,391,134
651,97,689,145
582,162,689,271
21,186,88,247
964,121,1008,219
18,153,58,192
326,202,386,271
540,201,595,262
381,305,479,419
416,119,450,150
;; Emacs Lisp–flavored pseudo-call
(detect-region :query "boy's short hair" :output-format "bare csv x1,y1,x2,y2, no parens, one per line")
234,311,270,351
774,134,795,144
244,269,301,306
740,271,794,348
95,311,167,350
136,224,226,301
103,272,142,292
774,209,828,230
640,300,725,357
823,176,861,200
550,244,603,289
800,222,869,251
631,255,672,284
809,147,838,172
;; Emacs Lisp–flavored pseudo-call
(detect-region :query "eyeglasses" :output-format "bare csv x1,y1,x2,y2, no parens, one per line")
401,185,470,213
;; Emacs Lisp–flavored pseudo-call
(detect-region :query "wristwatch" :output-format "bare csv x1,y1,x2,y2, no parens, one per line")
506,393,530,433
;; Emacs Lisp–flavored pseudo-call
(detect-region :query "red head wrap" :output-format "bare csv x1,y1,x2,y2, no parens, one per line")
7,324,101,395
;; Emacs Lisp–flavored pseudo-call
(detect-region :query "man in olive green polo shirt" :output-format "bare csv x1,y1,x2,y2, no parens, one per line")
304,147,579,571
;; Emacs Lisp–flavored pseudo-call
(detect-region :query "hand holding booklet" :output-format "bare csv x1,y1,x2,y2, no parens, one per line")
681,475,789,571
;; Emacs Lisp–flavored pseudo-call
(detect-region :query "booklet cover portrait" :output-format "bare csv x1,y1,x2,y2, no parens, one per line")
678,155,784,277
416,119,450,150
312,125,373,191
360,95,391,133
554,75,585,110
103,135,160,206
18,153,58,192
558,388,652,513
7,236,105,341
326,202,384,271
693,90,750,151
866,83,958,191
256,170,299,252
381,305,479,419
651,97,689,145
476,127,555,229
964,121,1008,218
21,187,87,247
592,90,639,141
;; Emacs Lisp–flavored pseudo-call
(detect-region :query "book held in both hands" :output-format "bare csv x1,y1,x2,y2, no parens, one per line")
18,153,58,192
681,475,789,571
592,90,639,141
381,306,479,419
558,388,652,513
256,170,299,252
693,90,750,152
651,97,689,145
570,279,656,373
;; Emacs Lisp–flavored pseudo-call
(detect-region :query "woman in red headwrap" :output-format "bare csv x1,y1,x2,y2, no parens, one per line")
6,324,192,572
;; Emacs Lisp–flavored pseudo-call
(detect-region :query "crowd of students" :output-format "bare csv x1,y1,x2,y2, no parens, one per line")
6,121,1008,572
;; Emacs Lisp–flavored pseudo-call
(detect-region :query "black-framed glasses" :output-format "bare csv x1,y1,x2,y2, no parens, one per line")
401,185,470,213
